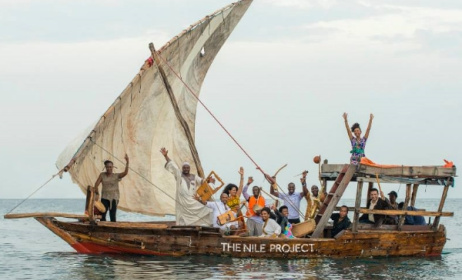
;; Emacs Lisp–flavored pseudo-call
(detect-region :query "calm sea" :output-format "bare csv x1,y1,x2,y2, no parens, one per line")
1,198,461,280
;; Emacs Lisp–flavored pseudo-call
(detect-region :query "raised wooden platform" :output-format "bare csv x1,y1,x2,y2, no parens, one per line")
321,163,456,184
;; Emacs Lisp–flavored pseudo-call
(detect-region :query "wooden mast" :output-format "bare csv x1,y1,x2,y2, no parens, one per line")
149,43,204,177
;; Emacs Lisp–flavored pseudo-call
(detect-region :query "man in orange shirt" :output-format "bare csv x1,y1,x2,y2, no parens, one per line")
243,184,266,236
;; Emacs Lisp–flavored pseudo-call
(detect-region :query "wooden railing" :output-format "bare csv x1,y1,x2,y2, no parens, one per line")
358,209,453,217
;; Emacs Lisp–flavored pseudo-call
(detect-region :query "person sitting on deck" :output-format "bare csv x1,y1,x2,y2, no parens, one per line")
398,202,427,225
92,154,130,222
194,192,237,232
260,207,282,238
243,184,266,236
330,205,351,237
160,147,214,226
388,191,399,210
272,205,294,238
342,113,374,165
359,188,395,227
270,180,308,224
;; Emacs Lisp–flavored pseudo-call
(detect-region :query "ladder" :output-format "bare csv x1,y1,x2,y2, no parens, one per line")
311,164,356,238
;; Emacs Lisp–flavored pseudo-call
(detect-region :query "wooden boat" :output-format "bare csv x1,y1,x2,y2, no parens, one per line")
4,0,457,258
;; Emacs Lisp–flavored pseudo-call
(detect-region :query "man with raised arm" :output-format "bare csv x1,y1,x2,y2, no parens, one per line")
270,173,308,224
359,188,395,227
243,181,266,236
160,147,213,226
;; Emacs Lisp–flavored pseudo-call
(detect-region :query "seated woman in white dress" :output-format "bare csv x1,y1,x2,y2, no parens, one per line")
259,207,281,238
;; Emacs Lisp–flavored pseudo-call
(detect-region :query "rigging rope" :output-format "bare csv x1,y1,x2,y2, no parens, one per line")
156,52,306,220
6,173,60,215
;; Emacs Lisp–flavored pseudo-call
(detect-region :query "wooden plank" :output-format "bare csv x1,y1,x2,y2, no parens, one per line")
410,184,419,207
321,164,456,179
433,181,451,230
398,184,412,230
359,209,453,217
97,221,169,229
312,165,356,238
4,212,89,219
357,165,456,178
356,224,433,231
352,180,363,232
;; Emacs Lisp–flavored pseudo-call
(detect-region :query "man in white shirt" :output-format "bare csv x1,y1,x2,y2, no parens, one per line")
270,179,308,224
195,192,237,231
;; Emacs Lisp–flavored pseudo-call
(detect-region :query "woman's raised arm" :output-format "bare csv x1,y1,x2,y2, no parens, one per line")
343,112,353,140
364,113,374,139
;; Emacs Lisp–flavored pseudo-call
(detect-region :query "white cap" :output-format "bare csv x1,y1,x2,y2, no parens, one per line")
182,162,190,167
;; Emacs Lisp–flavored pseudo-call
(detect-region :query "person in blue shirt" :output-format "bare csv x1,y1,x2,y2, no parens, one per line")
398,202,427,225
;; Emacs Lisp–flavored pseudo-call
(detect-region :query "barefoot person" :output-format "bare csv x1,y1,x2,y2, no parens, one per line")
342,113,374,165
93,154,129,222
160,147,213,226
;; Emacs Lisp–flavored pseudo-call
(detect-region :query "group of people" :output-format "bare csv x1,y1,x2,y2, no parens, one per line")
159,147,351,238
360,188,426,226
89,113,424,236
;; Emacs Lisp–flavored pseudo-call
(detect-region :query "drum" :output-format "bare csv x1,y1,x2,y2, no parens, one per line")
94,201,106,214
291,219,316,237
252,204,263,214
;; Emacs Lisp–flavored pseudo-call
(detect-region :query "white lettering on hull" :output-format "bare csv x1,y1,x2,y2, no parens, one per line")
221,242,315,253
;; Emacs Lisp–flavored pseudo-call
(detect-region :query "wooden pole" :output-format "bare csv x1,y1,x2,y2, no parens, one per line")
149,43,204,178
398,184,412,230
311,165,356,238
433,178,451,230
410,184,419,207
367,182,374,196
352,180,363,233
88,186,95,222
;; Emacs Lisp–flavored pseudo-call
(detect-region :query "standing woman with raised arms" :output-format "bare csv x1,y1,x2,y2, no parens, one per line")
93,154,130,222
343,113,374,165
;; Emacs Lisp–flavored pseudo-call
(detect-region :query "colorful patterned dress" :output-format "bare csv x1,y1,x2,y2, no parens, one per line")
350,137,367,165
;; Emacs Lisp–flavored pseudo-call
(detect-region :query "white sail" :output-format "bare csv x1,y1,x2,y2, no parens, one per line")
56,0,253,216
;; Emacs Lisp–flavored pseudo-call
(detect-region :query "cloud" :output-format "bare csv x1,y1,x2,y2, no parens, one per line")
261,0,339,9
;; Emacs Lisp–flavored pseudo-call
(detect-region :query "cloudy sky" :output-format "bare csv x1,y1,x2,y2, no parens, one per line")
1,0,461,205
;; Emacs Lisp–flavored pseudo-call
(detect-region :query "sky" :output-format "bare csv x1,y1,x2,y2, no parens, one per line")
1,0,461,206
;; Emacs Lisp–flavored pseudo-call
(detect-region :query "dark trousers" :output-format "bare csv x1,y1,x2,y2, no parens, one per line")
288,218,300,224
101,199,118,222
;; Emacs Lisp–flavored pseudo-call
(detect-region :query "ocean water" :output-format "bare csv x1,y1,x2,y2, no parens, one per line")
1,198,461,280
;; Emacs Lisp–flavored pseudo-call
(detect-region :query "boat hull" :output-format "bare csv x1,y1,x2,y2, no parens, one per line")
35,217,446,258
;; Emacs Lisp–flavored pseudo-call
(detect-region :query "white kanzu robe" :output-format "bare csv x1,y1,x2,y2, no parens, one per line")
165,160,212,226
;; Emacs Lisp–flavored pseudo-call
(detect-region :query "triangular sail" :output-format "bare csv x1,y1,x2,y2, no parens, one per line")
56,0,253,216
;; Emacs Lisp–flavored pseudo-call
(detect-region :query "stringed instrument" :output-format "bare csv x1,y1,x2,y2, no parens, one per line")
196,171,225,201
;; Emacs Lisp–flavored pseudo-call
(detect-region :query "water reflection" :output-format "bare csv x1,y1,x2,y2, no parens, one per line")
31,252,457,280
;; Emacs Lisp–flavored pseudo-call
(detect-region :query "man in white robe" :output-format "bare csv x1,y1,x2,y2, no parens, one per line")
161,147,212,226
